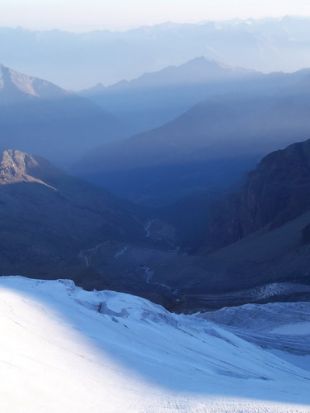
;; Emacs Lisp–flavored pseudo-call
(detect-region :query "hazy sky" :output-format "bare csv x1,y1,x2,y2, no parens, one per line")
1,0,310,31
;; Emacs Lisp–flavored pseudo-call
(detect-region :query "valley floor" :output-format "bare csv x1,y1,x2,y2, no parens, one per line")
0,276,309,413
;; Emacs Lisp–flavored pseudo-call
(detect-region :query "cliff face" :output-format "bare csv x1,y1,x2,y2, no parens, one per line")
206,139,310,250
239,139,310,231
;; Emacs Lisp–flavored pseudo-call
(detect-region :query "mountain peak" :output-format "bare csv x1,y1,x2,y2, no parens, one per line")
0,63,68,101
97,56,256,92
185,56,223,67
183,56,255,75
0,64,39,97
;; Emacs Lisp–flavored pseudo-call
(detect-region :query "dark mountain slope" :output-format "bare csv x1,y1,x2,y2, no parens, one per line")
174,209,310,311
133,139,310,309
205,138,310,250
164,139,310,309
0,149,146,281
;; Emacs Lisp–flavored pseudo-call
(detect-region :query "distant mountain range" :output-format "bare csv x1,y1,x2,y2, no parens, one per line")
3,18,310,89
0,64,126,164
86,57,254,92
82,57,258,134
75,67,310,204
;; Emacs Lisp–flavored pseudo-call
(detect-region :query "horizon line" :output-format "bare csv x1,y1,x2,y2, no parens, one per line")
0,14,310,34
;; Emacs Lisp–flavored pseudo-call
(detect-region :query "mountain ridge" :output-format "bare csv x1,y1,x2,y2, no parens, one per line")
75,68,310,204
81,56,260,136
0,64,127,164
0,63,70,102
84,56,256,92
3,18,310,88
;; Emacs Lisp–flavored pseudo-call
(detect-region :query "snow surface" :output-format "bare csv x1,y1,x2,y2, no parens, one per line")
0,276,310,413
202,302,310,365
271,322,310,336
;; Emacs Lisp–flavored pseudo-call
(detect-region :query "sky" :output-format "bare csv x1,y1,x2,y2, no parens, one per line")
1,0,310,31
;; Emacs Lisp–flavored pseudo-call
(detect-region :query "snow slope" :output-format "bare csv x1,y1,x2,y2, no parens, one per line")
0,276,310,413
202,301,310,355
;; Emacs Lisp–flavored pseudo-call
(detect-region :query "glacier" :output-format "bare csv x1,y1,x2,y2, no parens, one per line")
0,276,309,413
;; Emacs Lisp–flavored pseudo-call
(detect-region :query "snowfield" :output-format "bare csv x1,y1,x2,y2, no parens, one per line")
0,276,310,413
202,301,310,354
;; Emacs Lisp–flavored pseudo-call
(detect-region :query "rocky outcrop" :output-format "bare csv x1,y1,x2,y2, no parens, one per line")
0,149,47,185
205,138,310,250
